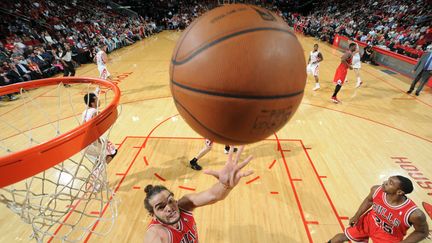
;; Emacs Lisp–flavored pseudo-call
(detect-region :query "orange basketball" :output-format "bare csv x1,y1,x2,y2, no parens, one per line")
170,4,306,145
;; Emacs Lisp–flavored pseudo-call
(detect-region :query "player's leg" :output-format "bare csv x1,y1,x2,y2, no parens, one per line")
189,139,213,170
328,214,369,243
331,80,343,103
313,65,320,91
354,68,362,88
327,233,349,243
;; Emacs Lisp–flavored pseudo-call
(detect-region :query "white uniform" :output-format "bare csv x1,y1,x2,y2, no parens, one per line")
82,106,116,160
307,51,320,76
352,52,361,69
96,50,110,79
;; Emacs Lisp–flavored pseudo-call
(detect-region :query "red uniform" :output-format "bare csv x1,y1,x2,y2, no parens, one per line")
148,209,199,243
333,52,352,85
345,186,418,243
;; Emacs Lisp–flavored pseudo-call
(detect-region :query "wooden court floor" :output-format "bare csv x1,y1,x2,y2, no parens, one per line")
0,31,431,242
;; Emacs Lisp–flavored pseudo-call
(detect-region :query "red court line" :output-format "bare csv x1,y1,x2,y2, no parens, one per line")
144,156,149,166
178,186,196,191
292,178,302,181
0,85,58,117
304,103,432,144
1,112,80,142
319,176,327,179
393,97,415,100
48,199,82,242
268,159,277,169
154,173,166,182
339,216,349,220
245,176,260,185
299,139,346,231
115,136,128,150
270,191,279,194
123,135,150,139
282,149,291,152
361,67,432,108
327,43,432,108
0,69,98,118
142,115,179,148
144,136,301,142
274,133,313,243
305,147,311,150
115,173,125,176
90,211,100,215
145,136,204,140
120,95,172,105
84,115,177,242
133,146,141,148
306,221,319,225
133,186,141,189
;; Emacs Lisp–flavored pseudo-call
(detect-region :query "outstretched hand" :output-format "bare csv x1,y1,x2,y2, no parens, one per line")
204,146,253,189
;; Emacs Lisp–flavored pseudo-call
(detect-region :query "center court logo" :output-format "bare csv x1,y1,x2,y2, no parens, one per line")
392,157,432,220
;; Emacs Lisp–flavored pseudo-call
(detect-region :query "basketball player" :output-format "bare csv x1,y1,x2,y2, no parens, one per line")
331,43,357,103
82,88,117,164
144,146,253,243
345,43,363,88
327,175,429,243
307,44,323,91
95,44,112,80
189,139,237,170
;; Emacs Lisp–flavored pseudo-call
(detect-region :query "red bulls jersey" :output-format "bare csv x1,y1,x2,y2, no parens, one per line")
368,186,418,242
148,209,198,243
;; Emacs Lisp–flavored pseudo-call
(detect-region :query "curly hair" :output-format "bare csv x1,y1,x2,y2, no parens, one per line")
143,184,171,214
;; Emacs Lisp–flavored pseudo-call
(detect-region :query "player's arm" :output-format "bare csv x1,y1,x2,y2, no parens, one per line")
400,209,429,243
102,52,108,64
349,185,379,226
341,52,352,69
178,146,253,211
317,52,323,63
144,226,169,243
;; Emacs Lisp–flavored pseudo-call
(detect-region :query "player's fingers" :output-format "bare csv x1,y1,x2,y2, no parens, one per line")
203,170,219,179
234,146,244,164
240,170,254,178
227,146,234,164
236,155,253,171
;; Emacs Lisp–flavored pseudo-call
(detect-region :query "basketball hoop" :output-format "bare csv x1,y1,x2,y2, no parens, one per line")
0,77,120,242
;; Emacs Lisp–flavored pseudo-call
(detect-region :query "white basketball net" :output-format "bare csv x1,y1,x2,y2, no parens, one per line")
0,82,119,242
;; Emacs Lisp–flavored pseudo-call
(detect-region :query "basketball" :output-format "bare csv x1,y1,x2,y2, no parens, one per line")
170,4,306,145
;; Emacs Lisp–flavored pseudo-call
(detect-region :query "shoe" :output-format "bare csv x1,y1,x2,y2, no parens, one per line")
415,92,420,96
224,146,238,154
190,158,202,171
9,95,18,101
331,96,340,103
64,84,71,88
312,84,320,91
356,81,363,88
406,90,412,94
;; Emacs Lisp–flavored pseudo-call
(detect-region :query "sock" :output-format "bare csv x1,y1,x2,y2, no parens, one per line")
225,145,230,151
332,84,342,97
357,77,361,83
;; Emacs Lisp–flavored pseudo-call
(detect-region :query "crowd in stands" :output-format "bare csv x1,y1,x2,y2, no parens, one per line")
287,0,432,59
1,0,431,101
0,0,159,101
